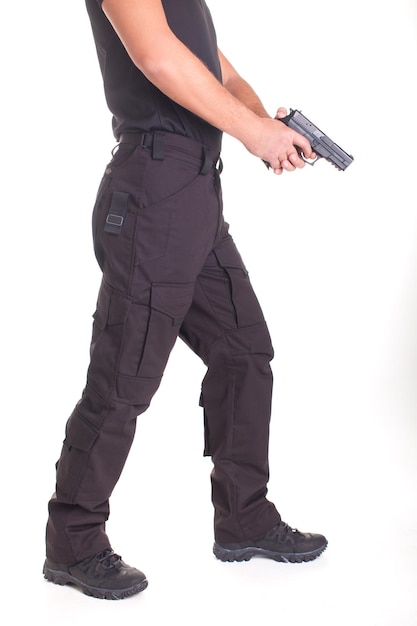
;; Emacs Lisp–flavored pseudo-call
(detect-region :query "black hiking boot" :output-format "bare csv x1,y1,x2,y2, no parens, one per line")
213,521,327,563
43,548,148,599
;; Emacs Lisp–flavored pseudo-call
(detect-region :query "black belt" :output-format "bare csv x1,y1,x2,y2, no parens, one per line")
118,131,220,175
119,131,165,159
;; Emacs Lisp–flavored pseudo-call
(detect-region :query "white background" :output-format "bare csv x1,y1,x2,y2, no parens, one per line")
1,1,416,624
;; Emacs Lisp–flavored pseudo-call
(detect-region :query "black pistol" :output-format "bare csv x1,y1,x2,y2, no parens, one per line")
267,109,354,171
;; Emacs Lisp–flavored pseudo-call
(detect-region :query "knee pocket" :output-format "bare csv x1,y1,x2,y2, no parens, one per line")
56,413,99,502
213,239,264,328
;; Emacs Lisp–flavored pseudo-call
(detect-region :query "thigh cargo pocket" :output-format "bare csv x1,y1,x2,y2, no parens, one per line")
115,282,194,404
89,280,195,403
135,281,195,379
213,239,265,328
88,281,132,397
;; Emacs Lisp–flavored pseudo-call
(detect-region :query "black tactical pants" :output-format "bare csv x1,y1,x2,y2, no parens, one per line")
46,132,281,564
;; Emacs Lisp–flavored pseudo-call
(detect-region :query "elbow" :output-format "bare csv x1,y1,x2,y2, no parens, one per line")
132,50,161,80
131,49,173,88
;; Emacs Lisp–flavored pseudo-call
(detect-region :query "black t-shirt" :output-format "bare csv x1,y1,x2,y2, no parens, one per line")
85,0,223,151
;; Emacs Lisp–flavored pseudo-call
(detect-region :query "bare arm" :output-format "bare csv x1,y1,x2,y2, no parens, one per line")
102,0,312,172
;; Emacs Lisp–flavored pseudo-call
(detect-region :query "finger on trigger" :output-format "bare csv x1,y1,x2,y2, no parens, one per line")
296,133,313,159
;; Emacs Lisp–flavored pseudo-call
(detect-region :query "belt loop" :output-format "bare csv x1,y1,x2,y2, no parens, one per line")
140,133,149,148
200,146,211,175
152,131,165,160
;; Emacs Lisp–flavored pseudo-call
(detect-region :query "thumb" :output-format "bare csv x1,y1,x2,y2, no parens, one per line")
275,107,288,119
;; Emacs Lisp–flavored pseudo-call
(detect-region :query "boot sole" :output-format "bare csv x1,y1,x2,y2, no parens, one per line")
213,541,327,563
43,562,148,600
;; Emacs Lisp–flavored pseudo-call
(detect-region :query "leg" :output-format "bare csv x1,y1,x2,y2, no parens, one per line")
180,228,281,544
46,135,223,564
181,227,327,562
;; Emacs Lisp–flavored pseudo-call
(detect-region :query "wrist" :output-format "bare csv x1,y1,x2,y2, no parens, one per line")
237,114,269,155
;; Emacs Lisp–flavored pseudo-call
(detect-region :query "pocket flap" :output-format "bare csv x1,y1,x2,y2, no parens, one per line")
64,414,99,452
93,281,131,328
150,281,195,320
214,240,247,272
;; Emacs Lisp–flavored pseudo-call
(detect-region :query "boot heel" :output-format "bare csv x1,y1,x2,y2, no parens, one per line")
43,562,70,586
213,543,253,562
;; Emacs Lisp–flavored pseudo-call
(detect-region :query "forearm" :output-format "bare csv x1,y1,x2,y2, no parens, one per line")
218,50,270,119
145,49,267,149
222,76,270,118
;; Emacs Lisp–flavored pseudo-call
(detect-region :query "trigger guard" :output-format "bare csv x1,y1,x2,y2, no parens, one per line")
297,150,320,166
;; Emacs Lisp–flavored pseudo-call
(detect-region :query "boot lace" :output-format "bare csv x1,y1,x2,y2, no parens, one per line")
96,548,122,569
265,521,300,545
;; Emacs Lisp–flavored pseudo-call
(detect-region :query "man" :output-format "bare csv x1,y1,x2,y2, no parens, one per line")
44,0,327,600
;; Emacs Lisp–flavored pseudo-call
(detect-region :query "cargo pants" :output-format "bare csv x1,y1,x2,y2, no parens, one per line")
46,132,281,564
